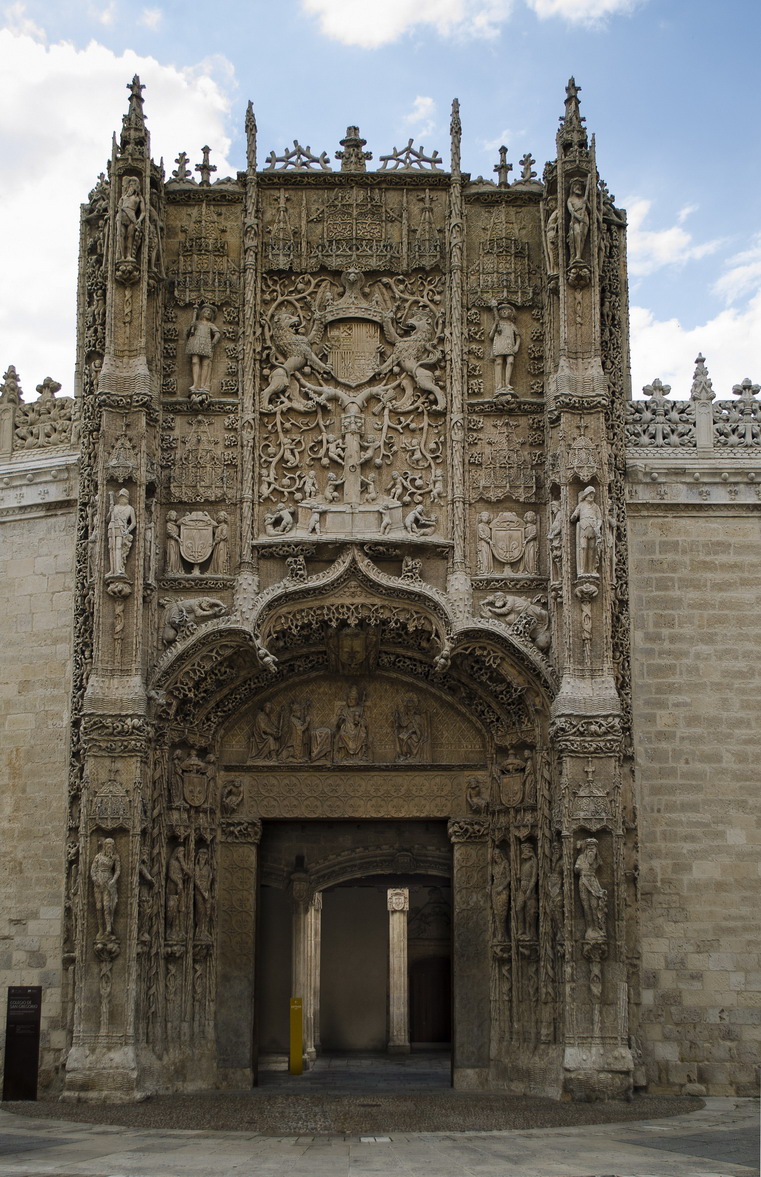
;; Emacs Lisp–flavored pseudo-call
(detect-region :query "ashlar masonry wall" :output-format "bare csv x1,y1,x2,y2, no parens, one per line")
0,450,78,1091
627,460,761,1096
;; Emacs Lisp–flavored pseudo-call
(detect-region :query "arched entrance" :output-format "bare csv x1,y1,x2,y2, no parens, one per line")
256,821,452,1070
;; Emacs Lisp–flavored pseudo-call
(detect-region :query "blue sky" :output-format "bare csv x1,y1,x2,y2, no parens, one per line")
1,0,759,400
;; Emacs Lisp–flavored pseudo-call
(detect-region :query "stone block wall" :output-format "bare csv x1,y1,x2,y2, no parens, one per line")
0,467,77,1092
628,496,761,1095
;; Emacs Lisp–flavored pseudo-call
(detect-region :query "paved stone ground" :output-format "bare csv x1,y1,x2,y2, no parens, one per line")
0,1058,757,1177
0,1097,757,1176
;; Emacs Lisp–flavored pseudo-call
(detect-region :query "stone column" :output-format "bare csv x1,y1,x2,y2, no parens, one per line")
387,888,410,1054
216,819,262,1085
449,818,491,1089
290,870,314,1068
310,892,322,1055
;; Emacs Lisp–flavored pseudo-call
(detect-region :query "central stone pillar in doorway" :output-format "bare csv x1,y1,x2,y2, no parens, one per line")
290,871,321,1067
387,888,410,1054
449,817,491,1089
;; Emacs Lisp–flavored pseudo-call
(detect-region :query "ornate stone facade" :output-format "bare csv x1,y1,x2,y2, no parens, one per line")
0,78,759,1102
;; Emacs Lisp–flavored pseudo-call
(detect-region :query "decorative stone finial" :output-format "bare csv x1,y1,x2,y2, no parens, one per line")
690,353,715,403
450,98,461,176
0,365,23,404
557,75,588,154
120,75,148,156
336,126,372,172
245,101,257,172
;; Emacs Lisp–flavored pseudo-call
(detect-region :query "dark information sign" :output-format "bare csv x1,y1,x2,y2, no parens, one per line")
2,986,42,1100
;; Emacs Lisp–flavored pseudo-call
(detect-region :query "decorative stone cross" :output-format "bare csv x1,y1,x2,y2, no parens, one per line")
195,146,217,187
494,145,512,188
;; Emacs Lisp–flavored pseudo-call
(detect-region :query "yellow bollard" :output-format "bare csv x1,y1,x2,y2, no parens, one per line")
289,997,303,1075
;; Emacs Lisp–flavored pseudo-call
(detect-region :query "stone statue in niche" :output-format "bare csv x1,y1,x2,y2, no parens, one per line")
544,197,559,274
521,750,537,806
185,304,221,394
521,512,538,573
548,839,564,936
570,486,603,577
250,702,281,760
548,500,563,581
209,512,229,574
91,837,121,942
106,488,136,579
334,685,369,761
476,512,493,574
492,845,510,939
488,302,520,394
575,837,607,942
393,695,429,762
115,176,145,261
164,511,182,574
515,841,538,939
567,176,591,264
166,844,191,941
194,847,212,941
280,700,311,761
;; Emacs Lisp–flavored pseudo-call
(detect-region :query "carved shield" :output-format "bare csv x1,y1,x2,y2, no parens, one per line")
183,771,207,807
179,512,215,565
498,759,524,807
491,513,525,566
325,319,381,387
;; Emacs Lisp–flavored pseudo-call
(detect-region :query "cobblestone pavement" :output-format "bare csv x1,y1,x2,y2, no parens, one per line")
0,1092,757,1177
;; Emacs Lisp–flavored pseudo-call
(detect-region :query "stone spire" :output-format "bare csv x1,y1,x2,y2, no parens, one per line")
120,74,148,158
557,76,588,155
690,353,715,402
245,101,257,172
450,98,461,176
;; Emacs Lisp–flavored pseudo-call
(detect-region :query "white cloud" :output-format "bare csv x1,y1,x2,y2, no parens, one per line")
139,7,162,29
481,128,512,153
301,0,512,48
630,291,761,399
92,1,118,26
713,233,761,305
2,2,44,37
301,0,639,42
526,0,637,22
403,95,436,139
0,27,236,395
625,197,723,279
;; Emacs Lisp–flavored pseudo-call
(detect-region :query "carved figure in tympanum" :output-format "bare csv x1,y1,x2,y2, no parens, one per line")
334,686,369,761
91,837,120,942
280,699,311,761
393,695,429,762
250,701,281,761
